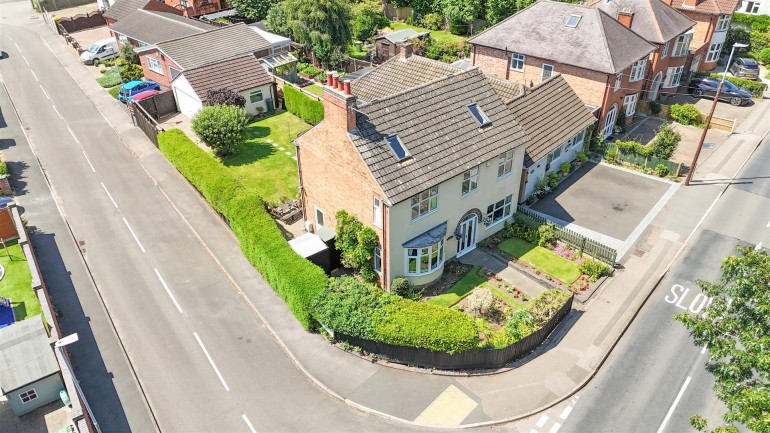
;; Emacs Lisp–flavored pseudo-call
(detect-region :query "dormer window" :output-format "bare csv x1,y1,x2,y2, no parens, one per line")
566,14,581,28
386,134,410,161
467,103,491,127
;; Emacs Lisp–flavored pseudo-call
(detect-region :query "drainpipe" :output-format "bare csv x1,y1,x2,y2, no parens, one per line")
600,73,613,133
293,139,307,228
383,202,390,291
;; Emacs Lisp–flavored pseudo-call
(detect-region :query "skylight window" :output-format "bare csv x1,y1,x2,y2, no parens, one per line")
565,14,581,28
467,103,491,127
385,134,410,161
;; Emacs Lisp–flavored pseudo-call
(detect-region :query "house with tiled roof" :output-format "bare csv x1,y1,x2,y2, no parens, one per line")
375,28,430,62
108,9,215,47
102,0,182,24
661,0,741,72
296,48,595,289
469,0,657,138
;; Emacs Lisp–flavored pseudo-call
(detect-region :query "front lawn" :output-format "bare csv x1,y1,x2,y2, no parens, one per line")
219,111,312,204
108,85,121,100
499,238,582,284
387,22,467,45
0,241,40,321
427,265,485,308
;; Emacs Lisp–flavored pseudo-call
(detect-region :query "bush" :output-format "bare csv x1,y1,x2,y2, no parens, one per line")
750,31,770,54
655,164,668,177
311,277,389,338
757,48,770,65
547,171,561,188
390,277,414,298
615,140,652,157
724,27,750,55
528,289,570,327
604,148,620,164
709,74,768,98
650,123,681,159
505,309,534,341
0,162,7,176
579,259,610,282
733,12,770,32
119,43,138,65
157,129,327,330
351,1,389,41
95,68,121,88
465,288,495,317
284,84,324,125
669,103,703,126
421,12,444,30
191,105,250,157
120,63,144,82
205,88,246,108
560,162,571,175
649,101,661,116
537,224,556,247
424,38,469,63
335,210,379,283
576,151,588,163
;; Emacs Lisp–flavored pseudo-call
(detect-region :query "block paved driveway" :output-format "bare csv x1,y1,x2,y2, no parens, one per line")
530,162,673,241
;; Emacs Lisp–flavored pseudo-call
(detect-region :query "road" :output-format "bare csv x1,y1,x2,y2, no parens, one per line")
0,12,430,433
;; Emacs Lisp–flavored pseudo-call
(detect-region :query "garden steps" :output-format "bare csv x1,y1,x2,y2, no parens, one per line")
457,249,549,300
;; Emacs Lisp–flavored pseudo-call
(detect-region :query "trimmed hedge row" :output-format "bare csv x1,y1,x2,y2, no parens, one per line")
708,73,768,98
284,84,324,125
158,129,327,330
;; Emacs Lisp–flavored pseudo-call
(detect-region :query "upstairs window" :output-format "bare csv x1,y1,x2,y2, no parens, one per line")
373,196,382,228
672,33,692,57
147,57,163,74
510,53,525,71
497,150,515,178
541,64,554,82
661,41,670,58
385,134,409,161
461,166,479,196
715,14,730,31
629,58,646,82
467,103,491,126
614,73,622,91
410,186,438,220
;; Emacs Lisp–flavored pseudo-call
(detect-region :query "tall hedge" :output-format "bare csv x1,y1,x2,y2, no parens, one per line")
284,84,324,125
158,129,327,330
709,73,768,98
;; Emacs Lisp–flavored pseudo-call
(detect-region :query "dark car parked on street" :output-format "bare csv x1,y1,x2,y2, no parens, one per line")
687,76,753,106
728,57,760,80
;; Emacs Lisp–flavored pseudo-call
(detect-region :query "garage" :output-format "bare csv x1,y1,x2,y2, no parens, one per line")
172,75,203,119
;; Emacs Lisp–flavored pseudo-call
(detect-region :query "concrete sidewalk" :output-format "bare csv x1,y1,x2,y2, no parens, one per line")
30,13,770,428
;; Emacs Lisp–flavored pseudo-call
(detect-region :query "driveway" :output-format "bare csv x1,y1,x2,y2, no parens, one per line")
664,90,757,128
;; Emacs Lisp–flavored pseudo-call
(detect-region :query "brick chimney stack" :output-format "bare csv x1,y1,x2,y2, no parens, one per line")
682,0,697,6
618,10,634,28
399,42,413,60
323,84,357,132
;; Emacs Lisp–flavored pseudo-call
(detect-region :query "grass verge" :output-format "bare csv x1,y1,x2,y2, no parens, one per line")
108,85,121,99
499,238,582,284
0,241,40,321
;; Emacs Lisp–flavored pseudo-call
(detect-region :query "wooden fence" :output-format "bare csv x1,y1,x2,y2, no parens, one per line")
137,91,178,121
516,206,619,264
331,295,573,370
131,102,163,147
56,10,105,33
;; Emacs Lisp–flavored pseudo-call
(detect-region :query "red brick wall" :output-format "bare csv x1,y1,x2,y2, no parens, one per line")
143,0,184,15
138,50,179,89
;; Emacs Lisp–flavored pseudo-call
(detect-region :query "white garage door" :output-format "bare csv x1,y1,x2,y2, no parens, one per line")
174,87,202,119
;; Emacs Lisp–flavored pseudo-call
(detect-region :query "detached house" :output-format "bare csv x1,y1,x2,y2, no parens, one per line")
108,9,215,47
297,52,528,289
103,0,182,25
469,1,656,138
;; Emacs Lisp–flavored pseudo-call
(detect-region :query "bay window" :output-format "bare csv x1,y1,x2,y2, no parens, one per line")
406,241,444,275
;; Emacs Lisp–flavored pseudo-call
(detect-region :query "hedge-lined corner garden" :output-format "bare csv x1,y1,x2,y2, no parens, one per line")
157,129,327,330
284,84,324,125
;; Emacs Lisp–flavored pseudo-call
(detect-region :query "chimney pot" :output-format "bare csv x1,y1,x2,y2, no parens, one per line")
343,80,351,95
337,79,344,91
331,72,339,88
326,72,333,86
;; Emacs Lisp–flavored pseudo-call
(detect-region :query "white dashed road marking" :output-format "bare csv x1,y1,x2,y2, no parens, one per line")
193,332,230,391
242,414,257,433
51,104,63,120
82,152,95,172
549,422,561,433
31,70,38,82
560,405,573,420
39,85,49,100
536,415,548,428
100,182,118,209
657,376,692,433
122,218,146,253
153,268,183,314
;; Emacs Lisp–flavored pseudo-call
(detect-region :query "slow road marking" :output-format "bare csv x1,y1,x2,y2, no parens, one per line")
122,218,146,253
657,376,691,433
153,268,183,314
193,332,230,391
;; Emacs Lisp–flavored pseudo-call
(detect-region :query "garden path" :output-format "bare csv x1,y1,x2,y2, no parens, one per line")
458,249,548,300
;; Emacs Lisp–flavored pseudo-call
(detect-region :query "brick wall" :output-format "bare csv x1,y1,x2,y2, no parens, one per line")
143,0,183,15
138,50,179,89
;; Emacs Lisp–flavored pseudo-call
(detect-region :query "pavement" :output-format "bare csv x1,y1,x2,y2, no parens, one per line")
1,1,769,430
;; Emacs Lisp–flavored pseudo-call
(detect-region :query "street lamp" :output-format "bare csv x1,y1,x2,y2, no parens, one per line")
684,42,749,186
55,333,103,433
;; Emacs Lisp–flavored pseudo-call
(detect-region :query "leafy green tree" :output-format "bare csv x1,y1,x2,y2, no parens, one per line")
191,105,250,157
441,0,481,35
229,0,276,21
265,2,292,38
119,43,138,65
675,246,770,433
486,0,517,25
650,123,681,159
285,0,352,68
335,210,379,283
723,26,751,54
351,0,390,41
119,63,144,82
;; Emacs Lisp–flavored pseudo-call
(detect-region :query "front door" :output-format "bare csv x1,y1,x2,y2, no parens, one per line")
457,215,477,257
649,72,663,101
602,104,617,138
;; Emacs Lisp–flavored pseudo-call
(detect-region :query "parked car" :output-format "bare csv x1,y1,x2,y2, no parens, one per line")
80,38,118,65
118,81,160,102
687,76,753,106
728,57,760,80
127,89,160,104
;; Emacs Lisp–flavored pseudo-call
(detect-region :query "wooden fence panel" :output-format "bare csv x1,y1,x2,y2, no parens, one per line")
138,91,178,121
132,103,162,147
57,11,105,33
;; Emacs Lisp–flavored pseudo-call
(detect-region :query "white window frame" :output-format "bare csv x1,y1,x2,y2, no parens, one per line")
314,206,325,227
373,196,382,228
410,186,439,221
541,64,554,82
614,73,622,91
623,93,639,116
374,246,382,274
661,41,670,58
706,43,722,62
461,166,479,196
510,53,525,71
747,1,760,13
497,150,515,178
629,59,646,82
405,240,444,276
249,90,264,104
19,389,38,404
672,33,692,57
550,146,561,161
147,57,163,75
663,66,683,88
715,14,731,31
486,195,513,227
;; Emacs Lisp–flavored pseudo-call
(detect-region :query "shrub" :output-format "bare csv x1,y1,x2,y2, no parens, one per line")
335,210,379,283
655,164,668,177
119,43,138,65
0,162,7,176
311,277,389,338
390,277,414,299
649,101,661,116
537,224,556,247
284,84,324,125
669,103,703,126
191,105,250,157
95,68,121,88
421,12,444,30
560,162,571,175
579,259,610,282
351,1,389,41
733,12,770,32
615,140,652,157
576,151,588,163
547,171,561,188
604,148,620,164
710,74,768,98
465,288,495,317
528,289,570,327
650,123,681,159
205,88,246,108
120,63,144,82
750,31,770,54
505,309,534,341
757,48,770,65
534,177,551,198
157,129,327,330
724,27,750,55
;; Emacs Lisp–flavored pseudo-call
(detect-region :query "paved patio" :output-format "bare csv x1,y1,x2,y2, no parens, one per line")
0,399,73,433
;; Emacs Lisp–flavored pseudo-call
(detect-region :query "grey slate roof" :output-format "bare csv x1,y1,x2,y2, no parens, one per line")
103,0,156,21
487,76,528,103
0,316,59,393
109,10,214,45
468,0,657,74
156,23,272,70
505,74,597,166
593,0,694,44
350,68,528,204
666,0,739,15
378,28,429,44
350,54,460,102
182,54,273,101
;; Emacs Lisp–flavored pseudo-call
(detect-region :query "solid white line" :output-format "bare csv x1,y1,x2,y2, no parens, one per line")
82,152,95,172
241,414,257,433
68,126,80,144
22,56,29,66
153,268,183,314
193,332,230,391
30,70,38,82
656,376,692,433
100,182,118,209
756,242,763,251
51,104,63,120
14,43,20,51
39,85,49,100
560,405,573,420
549,422,562,433
536,415,548,428
103,117,113,128
122,218,146,253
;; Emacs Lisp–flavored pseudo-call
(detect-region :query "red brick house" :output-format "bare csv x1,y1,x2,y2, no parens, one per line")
159,0,228,17
468,1,656,138
102,0,181,25
661,0,741,73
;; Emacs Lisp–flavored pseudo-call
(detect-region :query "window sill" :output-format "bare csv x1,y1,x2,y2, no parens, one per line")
484,217,509,231
461,189,479,199
497,172,513,181
405,260,444,277
509,68,524,72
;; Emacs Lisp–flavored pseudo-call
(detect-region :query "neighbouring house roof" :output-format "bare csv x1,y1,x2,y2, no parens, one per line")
344,67,374,81
486,75,528,103
592,0,695,44
104,0,161,21
377,28,429,44
156,23,272,70
0,316,59,393
198,8,238,21
249,26,291,46
350,68,528,204
450,58,472,70
109,10,214,45
667,0,739,15
350,54,461,102
504,74,597,167
468,0,657,74
181,54,273,102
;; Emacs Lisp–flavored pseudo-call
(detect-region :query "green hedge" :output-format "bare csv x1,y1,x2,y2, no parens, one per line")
733,13,770,32
709,74,768,98
158,129,327,330
284,85,324,125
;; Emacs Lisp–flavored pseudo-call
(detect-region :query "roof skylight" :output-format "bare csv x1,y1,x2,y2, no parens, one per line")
467,103,491,127
385,134,410,161
565,14,582,28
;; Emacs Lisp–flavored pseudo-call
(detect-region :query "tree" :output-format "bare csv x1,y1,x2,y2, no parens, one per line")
264,2,292,38
119,43,138,65
441,0,481,35
228,0,276,21
650,123,681,159
675,246,770,433
205,88,246,108
120,63,144,82
285,0,352,67
191,105,250,157
486,0,517,26
351,0,390,41
723,26,751,54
